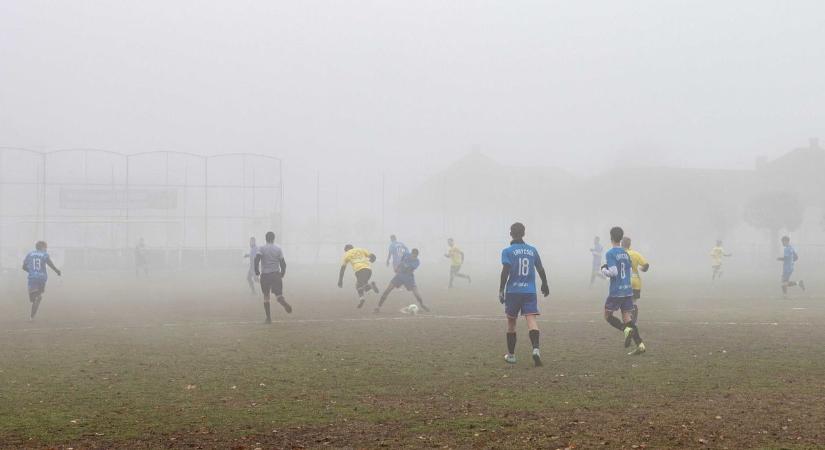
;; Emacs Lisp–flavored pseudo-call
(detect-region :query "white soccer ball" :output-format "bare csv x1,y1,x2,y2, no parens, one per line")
406,304,419,315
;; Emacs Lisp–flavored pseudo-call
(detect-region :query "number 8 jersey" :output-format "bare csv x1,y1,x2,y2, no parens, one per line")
605,246,633,298
501,241,542,294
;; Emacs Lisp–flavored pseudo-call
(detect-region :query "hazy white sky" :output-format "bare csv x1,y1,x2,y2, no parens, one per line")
1,0,823,180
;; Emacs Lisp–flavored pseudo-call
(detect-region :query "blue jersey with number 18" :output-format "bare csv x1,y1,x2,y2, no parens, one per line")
501,242,541,294
605,246,633,297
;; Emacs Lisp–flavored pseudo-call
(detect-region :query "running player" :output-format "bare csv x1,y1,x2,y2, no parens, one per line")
601,227,645,355
244,236,259,295
338,245,380,308
22,241,62,320
590,236,604,286
135,237,149,278
621,236,649,325
710,240,732,280
375,248,429,313
500,223,550,367
254,231,291,323
778,236,805,297
445,238,471,288
385,235,409,271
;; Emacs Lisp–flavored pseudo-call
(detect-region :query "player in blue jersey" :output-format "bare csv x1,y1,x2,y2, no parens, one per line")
375,248,429,313
385,235,409,271
499,223,549,367
21,241,62,320
601,227,645,355
778,236,805,297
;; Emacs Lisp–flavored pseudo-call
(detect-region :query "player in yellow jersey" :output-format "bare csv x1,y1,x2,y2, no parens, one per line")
338,244,380,308
710,240,732,280
622,236,650,355
445,238,471,288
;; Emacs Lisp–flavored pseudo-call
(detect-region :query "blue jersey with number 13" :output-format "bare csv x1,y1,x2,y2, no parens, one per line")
501,242,541,294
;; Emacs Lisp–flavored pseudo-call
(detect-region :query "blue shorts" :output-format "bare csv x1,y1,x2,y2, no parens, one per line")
782,269,794,283
390,273,416,290
505,292,539,318
28,279,46,294
605,296,634,312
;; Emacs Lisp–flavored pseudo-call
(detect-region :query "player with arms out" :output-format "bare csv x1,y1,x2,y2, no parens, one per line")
500,223,549,367
22,241,62,320
244,236,259,295
602,227,646,355
590,236,604,287
386,235,409,271
445,238,471,288
254,231,291,323
338,245,380,308
375,248,429,313
710,240,732,280
621,236,649,325
778,235,805,297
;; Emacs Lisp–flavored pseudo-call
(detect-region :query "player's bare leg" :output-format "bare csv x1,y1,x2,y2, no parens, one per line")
375,285,396,313
410,287,429,312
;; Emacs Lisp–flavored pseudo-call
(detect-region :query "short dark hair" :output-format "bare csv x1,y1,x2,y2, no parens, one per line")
610,226,624,243
510,222,525,239
390,234,397,241
411,248,419,256
621,237,631,249
344,244,354,251
265,231,275,243
781,235,790,243
35,241,47,251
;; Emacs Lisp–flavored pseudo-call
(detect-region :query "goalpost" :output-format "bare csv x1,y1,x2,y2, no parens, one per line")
0,147,283,271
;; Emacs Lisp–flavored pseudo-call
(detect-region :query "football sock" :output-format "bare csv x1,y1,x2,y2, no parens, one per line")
30,299,41,318
782,285,788,295
263,302,271,320
506,332,517,354
528,329,540,349
631,305,639,325
606,315,624,331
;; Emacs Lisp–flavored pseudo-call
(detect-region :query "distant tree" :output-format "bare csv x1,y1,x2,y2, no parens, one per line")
743,191,804,252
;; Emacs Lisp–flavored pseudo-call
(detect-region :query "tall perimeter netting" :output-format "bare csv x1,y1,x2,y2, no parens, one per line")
0,148,282,270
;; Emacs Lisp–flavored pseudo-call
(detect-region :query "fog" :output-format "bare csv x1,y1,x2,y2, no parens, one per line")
2,0,825,284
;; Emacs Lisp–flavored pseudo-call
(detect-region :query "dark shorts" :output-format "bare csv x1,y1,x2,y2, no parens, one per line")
504,292,539,318
390,273,416,290
633,289,641,300
260,272,283,298
355,268,373,288
28,279,46,294
605,296,635,312
450,265,462,275
782,269,794,283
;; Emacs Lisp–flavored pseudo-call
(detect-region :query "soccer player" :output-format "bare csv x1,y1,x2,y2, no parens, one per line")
244,236,259,295
445,238,471,288
135,237,149,278
338,244,380,308
385,234,409,271
589,236,604,287
778,236,805,297
621,237,650,325
710,240,732,280
601,227,645,355
375,248,429,313
22,241,62,320
500,223,549,367
254,231,291,323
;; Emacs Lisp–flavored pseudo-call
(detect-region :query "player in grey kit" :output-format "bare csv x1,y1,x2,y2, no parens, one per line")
244,236,259,295
254,231,292,323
